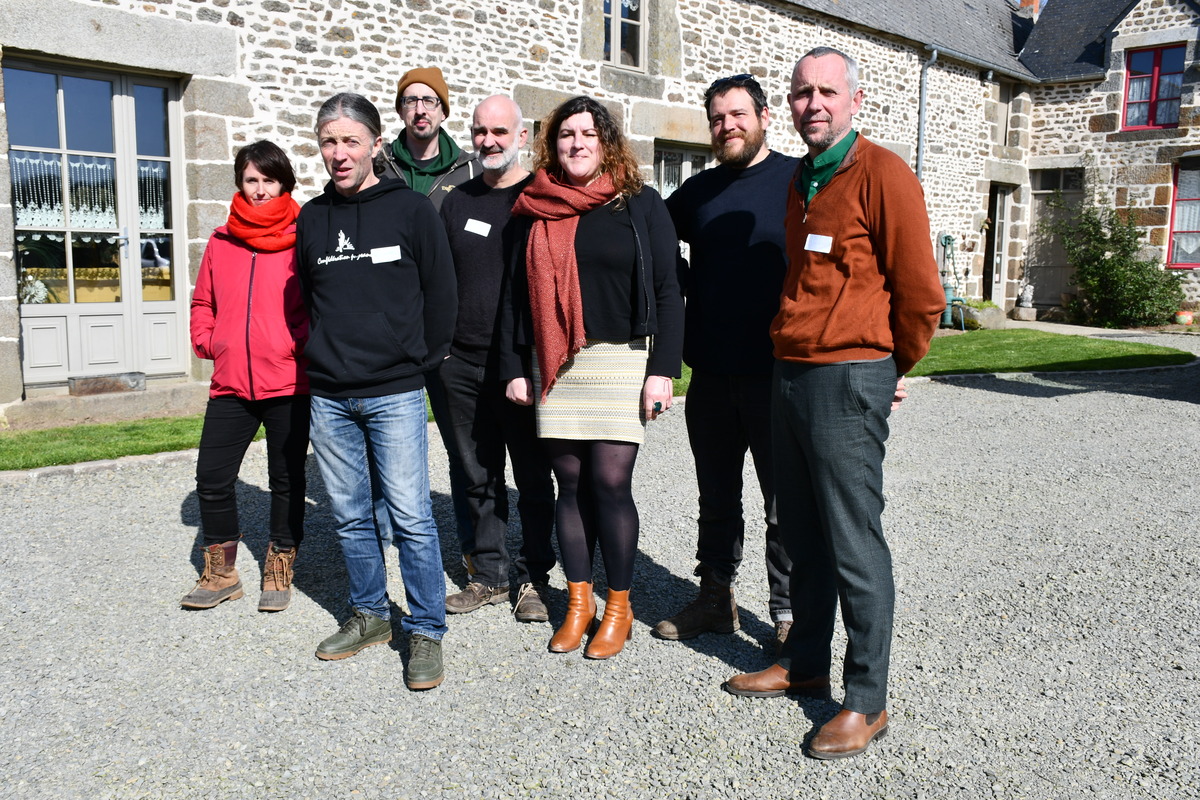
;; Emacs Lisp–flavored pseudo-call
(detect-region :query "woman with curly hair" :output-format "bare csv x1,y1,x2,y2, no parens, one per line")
502,96,684,659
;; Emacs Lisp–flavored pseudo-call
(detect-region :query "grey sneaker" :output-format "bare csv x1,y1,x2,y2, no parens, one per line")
446,581,509,614
315,609,392,661
513,581,550,623
406,633,444,690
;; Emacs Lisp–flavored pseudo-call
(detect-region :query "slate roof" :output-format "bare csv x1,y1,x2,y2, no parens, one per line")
1018,0,1138,81
780,0,1038,80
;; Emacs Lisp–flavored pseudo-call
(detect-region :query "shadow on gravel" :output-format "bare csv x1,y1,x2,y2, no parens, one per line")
931,363,1200,405
428,485,781,672
179,456,349,621
630,551,779,674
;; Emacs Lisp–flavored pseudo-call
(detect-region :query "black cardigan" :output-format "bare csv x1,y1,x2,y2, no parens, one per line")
499,186,685,382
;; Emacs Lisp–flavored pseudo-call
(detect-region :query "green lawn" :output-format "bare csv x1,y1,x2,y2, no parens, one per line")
0,414,220,472
1,329,1192,471
909,329,1194,376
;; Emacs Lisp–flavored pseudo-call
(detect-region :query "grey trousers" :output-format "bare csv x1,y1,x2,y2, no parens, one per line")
773,357,896,714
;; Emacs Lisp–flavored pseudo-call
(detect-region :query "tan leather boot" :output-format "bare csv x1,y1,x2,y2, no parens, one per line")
549,581,596,653
181,541,243,609
585,589,632,660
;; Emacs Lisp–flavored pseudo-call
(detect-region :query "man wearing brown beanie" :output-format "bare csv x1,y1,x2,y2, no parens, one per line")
377,66,479,211
376,67,480,581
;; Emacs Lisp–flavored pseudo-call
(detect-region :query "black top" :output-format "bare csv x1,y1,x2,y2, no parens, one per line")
439,174,534,370
501,187,685,381
666,150,799,376
296,176,457,398
575,201,638,340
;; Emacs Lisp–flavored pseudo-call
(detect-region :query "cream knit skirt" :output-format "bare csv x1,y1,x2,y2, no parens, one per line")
533,338,650,444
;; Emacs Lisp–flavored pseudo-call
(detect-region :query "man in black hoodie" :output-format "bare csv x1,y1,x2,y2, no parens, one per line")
297,93,456,691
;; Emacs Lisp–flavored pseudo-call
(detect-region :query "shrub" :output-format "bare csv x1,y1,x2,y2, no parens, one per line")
1042,201,1183,328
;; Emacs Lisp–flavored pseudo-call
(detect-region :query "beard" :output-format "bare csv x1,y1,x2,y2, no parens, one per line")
407,119,439,142
800,117,849,152
480,142,520,172
713,124,767,168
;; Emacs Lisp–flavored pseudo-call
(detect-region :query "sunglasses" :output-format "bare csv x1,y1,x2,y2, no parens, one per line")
705,73,758,97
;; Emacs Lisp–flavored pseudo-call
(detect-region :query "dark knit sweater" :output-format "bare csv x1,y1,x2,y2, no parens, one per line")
439,174,533,370
666,150,799,376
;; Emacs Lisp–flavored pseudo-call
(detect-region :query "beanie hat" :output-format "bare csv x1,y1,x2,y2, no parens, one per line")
396,67,451,117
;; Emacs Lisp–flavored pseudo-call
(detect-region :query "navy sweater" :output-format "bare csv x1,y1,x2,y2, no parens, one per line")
666,150,798,376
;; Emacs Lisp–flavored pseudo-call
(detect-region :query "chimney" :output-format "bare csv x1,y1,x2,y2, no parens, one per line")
1020,0,1041,20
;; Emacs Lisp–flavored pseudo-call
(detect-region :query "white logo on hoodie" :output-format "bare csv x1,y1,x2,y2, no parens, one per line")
336,230,355,252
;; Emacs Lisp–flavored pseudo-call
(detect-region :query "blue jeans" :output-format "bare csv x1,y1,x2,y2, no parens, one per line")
309,391,447,639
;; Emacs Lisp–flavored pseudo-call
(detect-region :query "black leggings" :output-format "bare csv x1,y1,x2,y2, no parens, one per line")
544,439,639,591
195,395,310,548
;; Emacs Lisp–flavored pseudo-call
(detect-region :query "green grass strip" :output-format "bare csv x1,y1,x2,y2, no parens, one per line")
2,330,1191,471
0,414,216,472
910,329,1194,376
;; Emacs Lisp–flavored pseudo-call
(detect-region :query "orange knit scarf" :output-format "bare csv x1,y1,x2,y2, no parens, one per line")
226,192,300,252
512,169,617,401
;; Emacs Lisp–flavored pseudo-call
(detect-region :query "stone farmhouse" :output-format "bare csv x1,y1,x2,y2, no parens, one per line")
0,0,1196,426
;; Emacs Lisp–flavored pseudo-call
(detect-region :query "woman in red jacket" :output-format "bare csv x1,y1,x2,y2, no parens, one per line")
182,140,310,613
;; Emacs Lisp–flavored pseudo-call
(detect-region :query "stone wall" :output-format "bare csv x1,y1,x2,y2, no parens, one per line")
0,0,1041,412
1029,0,1200,300
70,0,1012,291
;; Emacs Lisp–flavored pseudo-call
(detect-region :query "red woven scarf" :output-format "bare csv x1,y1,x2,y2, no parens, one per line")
512,169,617,401
226,192,300,252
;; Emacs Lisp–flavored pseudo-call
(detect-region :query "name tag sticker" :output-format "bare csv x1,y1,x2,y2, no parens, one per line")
805,234,833,254
371,245,402,263
464,218,492,237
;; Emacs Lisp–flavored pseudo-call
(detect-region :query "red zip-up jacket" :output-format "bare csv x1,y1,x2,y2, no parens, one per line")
190,225,309,400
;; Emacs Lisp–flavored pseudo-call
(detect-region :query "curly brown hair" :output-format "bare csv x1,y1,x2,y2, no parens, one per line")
532,96,644,199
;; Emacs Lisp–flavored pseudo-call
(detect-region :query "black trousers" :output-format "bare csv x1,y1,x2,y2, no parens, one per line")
435,356,556,587
195,394,310,548
684,369,792,618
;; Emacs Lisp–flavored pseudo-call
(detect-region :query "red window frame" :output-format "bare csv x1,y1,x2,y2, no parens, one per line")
1122,45,1185,131
1169,159,1200,268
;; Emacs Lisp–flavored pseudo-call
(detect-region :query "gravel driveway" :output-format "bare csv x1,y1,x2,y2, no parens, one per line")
2,331,1198,799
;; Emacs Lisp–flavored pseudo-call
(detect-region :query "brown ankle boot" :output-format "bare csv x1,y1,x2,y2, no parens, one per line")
259,543,297,612
181,541,243,609
549,581,596,653
653,564,739,640
585,589,633,660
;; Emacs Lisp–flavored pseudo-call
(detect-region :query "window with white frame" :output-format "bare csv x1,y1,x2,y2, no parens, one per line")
604,0,646,70
3,60,187,382
1123,45,1185,130
653,144,710,199
1170,158,1200,267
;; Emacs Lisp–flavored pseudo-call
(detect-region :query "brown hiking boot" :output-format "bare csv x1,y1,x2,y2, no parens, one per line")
259,543,297,612
181,542,243,609
445,582,509,614
513,581,550,623
774,619,792,656
652,564,739,640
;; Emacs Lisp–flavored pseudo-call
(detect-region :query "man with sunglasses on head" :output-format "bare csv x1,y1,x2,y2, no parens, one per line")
377,67,479,210
655,73,797,655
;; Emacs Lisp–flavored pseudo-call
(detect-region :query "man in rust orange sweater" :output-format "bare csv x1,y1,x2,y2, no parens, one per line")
722,46,945,760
